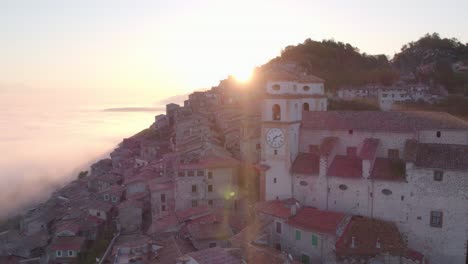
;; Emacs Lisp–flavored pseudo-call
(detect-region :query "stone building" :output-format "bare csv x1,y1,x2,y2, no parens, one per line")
259,74,468,263
174,154,239,211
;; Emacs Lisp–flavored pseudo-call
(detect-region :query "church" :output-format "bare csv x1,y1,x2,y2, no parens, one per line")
259,73,468,264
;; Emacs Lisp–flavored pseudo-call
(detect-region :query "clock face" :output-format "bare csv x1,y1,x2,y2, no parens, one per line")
266,128,285,148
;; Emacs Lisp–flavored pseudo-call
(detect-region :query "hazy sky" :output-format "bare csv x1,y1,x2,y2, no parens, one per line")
1,0,467,106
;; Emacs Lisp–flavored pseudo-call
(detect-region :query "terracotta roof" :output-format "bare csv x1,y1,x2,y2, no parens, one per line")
185,247,241,264
405,142,468,170
175,206,210,222
229,220,271,248
55,220,81,234
50,236,85,251
302,111,468,132
255,198,298,219
154,235,195,264
287,207,345,235
359,138,380,160
187,222,233,241
320,137,339,156
327,155,362,178
336,216,405,257
147,213,179,235
371,158,406,182
291,153,320,175
405,248,426,263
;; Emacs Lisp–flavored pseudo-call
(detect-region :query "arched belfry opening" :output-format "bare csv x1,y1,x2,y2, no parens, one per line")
303,103,310,111
272,104,281,120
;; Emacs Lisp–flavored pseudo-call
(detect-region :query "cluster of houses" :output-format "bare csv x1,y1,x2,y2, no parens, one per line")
336,83,448,110
1,66,467,264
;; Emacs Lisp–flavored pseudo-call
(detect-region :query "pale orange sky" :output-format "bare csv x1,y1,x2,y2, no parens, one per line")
1,0,467,106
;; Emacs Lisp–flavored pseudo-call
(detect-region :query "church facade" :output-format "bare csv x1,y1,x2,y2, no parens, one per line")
260,74,468,264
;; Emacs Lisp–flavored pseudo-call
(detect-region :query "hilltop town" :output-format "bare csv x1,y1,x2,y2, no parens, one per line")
1,34,468,264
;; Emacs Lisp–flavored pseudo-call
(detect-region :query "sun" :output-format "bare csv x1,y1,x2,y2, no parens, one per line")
232,68,253,83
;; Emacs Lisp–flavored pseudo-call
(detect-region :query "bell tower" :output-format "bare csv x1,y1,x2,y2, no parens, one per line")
260,74,326,200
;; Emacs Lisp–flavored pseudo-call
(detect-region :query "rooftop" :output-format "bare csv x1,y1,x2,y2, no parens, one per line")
287,207,345,235
359,138,380,160
255,198,298,219
184,247,241,264
405,141,468,170
336,216,405,257
371,158,406,182
291,153,320,175
327,155,362,178
302,111,468,132
50,236,85,251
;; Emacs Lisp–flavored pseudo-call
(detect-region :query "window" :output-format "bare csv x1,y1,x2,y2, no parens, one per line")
433,170,443,181
348,129,354,135
276,222,282,234
311,234,318,247
303,103,310,111
111,196,117,203
273,178,277,183
339,184,348,190
161,205,166,211
430,211,443,228
161,194,166,202
347,147,357,156
388,149,400,159
192,200,198,207
208,172,213,179
382,189,393,195
96,212,101,217
191,185,197,193
274,149,278,155
275,243,281,251
68,250,74,257
272,84,280,91
208,200,213,207
208,185,213,192
301,254,310,264
436,131,441,138
272,104,281,120
303,86,310,91
295,230,301,240
56,250,62,257
197,170,204,176
187,170,195,177
103,194,109,201
178,171,185,177
209,242,217,248
256,143,261,150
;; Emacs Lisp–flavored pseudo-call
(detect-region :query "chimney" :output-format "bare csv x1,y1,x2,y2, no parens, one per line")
351,236,356,248
291,204,297,216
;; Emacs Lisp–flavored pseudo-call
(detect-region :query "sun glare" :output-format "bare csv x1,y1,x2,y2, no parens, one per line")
232,68,253,83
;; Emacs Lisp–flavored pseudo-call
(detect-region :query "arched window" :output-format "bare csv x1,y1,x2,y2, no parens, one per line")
303,103,310,111
272,104,281,120
272,84,281,91
303,86,310,91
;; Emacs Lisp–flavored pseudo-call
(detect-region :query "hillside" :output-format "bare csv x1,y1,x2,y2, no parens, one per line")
259,38,399,91
392,33,468,94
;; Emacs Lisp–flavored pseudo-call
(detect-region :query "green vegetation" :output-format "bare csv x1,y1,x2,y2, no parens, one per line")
263,39,398,90
78,170,89,179
393,33,468,94
328,99,380,111
0,216,21,232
